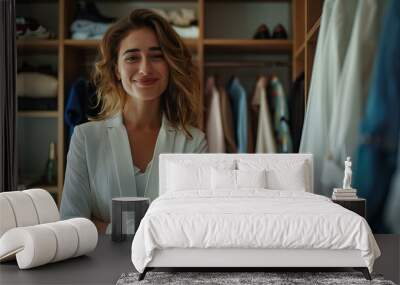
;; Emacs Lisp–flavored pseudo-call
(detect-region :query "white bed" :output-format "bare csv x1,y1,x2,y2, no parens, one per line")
131,154,380,280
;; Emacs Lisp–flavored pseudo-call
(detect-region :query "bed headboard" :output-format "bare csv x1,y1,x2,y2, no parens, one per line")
159,154,314,195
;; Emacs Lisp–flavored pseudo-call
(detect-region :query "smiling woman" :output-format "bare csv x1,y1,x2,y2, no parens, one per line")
60,9,208,233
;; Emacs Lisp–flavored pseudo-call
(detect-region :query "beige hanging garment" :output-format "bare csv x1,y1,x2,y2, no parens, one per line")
205,76,226,153
216,78,237,153
252,76,276,153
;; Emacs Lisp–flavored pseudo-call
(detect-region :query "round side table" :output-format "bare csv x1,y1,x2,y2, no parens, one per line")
111,197,150,242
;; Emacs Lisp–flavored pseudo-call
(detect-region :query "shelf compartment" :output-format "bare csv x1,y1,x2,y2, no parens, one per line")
204,39,292,53
17,111,59,118
17,39,59,51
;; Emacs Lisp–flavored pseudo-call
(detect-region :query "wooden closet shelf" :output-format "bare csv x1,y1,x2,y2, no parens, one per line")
64,39,100,49
206,0,291,2
17,111,59,118
204,39,292,53
63,39,199,51
17,39,59,51
205,60,290,68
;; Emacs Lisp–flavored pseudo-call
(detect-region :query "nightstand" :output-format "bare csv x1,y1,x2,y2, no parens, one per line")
332,198,366,218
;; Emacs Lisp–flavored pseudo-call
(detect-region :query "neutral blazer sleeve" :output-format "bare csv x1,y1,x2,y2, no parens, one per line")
194,130,208,153
60,126,92,220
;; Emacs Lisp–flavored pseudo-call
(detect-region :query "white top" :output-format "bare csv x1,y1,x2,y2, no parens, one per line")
133,163,151,197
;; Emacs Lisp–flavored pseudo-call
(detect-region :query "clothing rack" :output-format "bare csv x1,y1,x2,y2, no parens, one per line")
204,60,290,68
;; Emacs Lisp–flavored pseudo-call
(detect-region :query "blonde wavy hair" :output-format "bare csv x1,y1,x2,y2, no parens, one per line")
92,9,200,137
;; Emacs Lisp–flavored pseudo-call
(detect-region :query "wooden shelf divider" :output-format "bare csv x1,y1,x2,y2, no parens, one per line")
292,0,322,101
204,39,292,53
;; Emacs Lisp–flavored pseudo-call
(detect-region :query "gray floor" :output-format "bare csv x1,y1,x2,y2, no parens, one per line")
0,235,134,285
0,235,398,285
373,235,400,284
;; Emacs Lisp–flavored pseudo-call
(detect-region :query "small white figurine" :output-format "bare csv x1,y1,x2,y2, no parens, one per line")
343,157,352,189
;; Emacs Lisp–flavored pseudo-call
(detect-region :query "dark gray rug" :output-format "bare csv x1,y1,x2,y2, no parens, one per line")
116,271,396,285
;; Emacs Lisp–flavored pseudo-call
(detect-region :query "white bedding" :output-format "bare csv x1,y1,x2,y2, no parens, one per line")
131,190,380,273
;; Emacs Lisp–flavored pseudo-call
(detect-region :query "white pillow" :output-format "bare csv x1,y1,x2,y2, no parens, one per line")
167,162,211,191
211,168,236,190
266,164,306,191
237,159,308,191
211,169,268,190
237,169,267,188
166,159,236,192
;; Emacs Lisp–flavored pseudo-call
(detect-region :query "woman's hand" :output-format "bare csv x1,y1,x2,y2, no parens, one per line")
92,218,108,234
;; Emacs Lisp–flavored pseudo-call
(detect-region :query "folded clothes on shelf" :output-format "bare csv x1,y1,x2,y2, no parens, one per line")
70,19,112,40
16,17,54,39
70,5,199,40
16,72,58,98
153,8,199,39
173,25,199,39
168,8,197,27
70,1,115,40
75,1,115,23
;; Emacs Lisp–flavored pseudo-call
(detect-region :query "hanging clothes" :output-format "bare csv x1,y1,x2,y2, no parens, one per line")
300,0,359,195
227,76,249,153
321,0,382,192
268,75,293,153
205,76,225,153
385,138,400,234
216,77,237,153
65,77,100,145
251,75,276,153
288,72,305,153
353,0,400,233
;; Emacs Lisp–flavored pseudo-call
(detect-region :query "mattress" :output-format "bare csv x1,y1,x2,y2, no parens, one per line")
131,190,380,273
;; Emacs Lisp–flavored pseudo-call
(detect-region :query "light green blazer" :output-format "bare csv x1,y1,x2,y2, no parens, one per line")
60,113,208,223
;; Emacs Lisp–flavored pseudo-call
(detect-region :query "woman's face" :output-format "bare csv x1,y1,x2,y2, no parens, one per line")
116,27,169,101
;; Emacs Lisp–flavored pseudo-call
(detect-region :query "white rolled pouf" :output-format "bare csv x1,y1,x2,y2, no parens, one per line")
0,196,17,237
0,226,57,269
23,189,59,223
42,220,79,262
0,218,98,269
65,218,98,257
0,191,39,227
